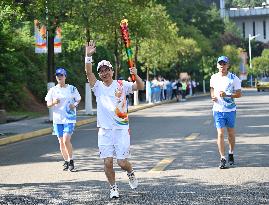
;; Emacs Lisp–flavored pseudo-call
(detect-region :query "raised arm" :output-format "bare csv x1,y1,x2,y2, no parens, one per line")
85,41,97,88
130,67,144,91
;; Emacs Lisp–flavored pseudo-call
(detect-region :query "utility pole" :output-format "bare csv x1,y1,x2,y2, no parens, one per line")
248,34,260,87
46,0,56,121
220,0,226,18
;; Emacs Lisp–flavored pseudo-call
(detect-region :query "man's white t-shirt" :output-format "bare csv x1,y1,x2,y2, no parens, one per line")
92,80,133,129
45,84,81,124
210,72,241,112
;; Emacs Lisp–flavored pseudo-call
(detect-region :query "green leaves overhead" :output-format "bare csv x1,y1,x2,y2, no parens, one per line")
137,2,179,72
3,0,260,111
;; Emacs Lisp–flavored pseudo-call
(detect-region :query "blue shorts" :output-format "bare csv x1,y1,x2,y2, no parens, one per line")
53,123,75,137
213,111,236,128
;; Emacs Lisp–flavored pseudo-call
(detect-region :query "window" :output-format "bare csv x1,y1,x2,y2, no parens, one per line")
242,22,245,38
263,20,266,39
253,21,256,36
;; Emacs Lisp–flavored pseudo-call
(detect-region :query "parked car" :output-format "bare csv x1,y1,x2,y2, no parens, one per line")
257,77,269,92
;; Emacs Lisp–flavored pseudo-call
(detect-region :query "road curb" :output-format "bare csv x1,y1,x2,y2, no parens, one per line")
0,94,209,146
0,127,52,146
0,117,98,146
75,117,97,127
0,103,156,146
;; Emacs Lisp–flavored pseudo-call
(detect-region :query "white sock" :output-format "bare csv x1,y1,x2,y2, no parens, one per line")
229,150,233,154
110,183,117,188
127,170,134,176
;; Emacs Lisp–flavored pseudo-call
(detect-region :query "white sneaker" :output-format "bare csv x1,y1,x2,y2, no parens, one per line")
128,171,138,189
110,185,119,199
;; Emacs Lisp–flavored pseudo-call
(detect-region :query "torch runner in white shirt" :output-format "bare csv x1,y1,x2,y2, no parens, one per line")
84,40,144,199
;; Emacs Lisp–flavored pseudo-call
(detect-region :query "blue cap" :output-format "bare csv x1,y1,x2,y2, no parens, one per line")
217,56,229,63
55,67,67,76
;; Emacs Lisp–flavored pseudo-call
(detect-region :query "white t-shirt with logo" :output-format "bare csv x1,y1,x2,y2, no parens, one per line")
92,80,133,129
210,72,241,112
45,84,81,124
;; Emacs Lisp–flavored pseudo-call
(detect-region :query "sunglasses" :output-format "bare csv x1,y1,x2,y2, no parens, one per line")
218,61,227,65
98,67,111,74
56,74,65,77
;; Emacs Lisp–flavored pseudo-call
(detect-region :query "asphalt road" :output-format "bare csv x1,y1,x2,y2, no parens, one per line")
0,89,268,205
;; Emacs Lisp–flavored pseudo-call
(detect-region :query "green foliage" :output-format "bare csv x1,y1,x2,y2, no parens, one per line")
252,49,269,76
225,0,265,7
0,3,24,109
158,0,224,39
222,45,241,74
0,2,46,110
199,56,218,80
137,3,179,75
156,0,226,79
223,17,241,37
176,37,202,73
1,0,252,111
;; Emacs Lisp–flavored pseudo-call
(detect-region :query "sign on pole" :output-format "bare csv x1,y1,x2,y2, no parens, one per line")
34,20,47,53
34,20,62,53
54,27,62,53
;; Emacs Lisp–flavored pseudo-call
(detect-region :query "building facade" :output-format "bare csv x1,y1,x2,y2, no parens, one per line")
220,0,269,43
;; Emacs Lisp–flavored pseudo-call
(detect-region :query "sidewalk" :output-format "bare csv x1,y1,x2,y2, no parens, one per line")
0,93,209,146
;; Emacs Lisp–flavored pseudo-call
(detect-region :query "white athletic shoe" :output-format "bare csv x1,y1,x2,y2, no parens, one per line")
110,185,119,199
128,171,138,189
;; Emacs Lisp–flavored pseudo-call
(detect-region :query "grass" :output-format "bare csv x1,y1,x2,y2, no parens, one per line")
7,111,46,118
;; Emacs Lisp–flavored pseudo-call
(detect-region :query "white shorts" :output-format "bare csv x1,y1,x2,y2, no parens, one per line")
98,128,130,159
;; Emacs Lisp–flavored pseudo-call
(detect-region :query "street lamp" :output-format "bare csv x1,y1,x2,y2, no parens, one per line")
248,34,260,87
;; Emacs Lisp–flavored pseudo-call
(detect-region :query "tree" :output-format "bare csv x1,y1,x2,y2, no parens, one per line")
137,2,179,80
69,0,152,79
176,37,202,75
156,0,225,79
223,17,241,37
252,49,269,77
157,0,224,39
225,0,264,7
223,45,241,74
200,55,218,80
0,2,29,110
18,0,74,82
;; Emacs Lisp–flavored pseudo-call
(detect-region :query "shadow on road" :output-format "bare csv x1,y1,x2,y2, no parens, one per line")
0,177,268,204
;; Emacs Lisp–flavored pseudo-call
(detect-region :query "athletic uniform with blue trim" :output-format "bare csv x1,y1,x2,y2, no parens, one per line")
210,72,241,128
45,84,81,136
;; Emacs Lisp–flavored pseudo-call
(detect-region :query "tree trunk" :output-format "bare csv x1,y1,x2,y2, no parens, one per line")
85,27,91,43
